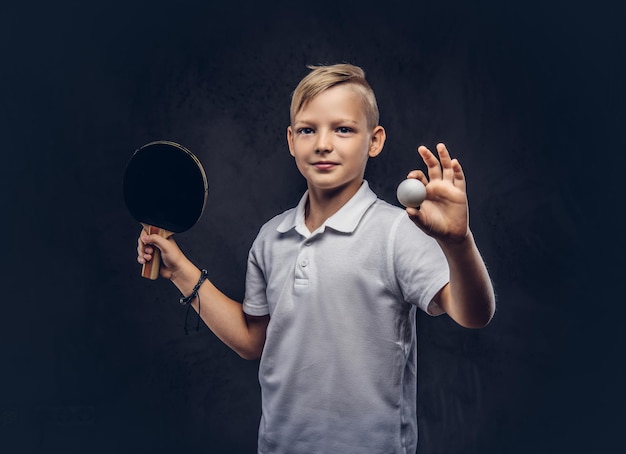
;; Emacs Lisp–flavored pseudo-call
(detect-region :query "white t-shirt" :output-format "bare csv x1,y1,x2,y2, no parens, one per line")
243,181,449,454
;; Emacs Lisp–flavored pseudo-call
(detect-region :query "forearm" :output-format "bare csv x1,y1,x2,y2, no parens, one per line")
437,231,496,328
169,259,266,359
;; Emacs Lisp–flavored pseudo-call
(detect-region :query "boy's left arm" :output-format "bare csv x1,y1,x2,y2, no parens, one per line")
405,143,495,329
432,232,495,328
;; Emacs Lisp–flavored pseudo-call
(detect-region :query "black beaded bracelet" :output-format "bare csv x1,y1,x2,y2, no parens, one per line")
179,269,208,305
180,269,208,335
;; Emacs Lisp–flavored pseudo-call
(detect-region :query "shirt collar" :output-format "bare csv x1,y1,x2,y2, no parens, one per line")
276,180,378,236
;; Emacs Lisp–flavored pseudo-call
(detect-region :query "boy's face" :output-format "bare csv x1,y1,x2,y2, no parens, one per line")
287,84,385,198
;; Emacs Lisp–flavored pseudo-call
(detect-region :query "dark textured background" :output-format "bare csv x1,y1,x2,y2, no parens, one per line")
1,1,624,453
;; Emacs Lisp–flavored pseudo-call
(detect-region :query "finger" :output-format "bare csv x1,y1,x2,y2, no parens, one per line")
137,243,151,264
139,230,157,251
405,207,431,234
145,234,167,249
451,158,467,190
139,230,150,245
406,169,428,186
418,145,442,180
137,235,147,263
144,233,178,258
436,143,455,181
406,206,422,218
137,245,152,264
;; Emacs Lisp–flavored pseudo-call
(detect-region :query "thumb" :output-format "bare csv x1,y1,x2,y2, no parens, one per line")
143,232,175,251
405,207,432,235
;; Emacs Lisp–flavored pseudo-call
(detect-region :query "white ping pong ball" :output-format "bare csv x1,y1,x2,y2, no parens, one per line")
396,178,426,208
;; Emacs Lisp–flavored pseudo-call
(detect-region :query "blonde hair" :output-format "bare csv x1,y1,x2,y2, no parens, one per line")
290,64,380,129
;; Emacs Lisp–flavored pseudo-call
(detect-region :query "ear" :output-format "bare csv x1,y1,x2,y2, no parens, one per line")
287,126,295,157
368,125,386,158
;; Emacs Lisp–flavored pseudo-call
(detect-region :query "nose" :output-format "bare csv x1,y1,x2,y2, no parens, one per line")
315,130,332,154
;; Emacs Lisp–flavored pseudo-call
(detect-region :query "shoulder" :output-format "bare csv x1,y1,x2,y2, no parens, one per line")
263,207,295,230
363,198,411,232
370,197,405,218
364,198,443,254
352,198,433,254
251,207,296,246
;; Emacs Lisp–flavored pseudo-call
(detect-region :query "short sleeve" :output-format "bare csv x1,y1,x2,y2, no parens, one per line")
390,214,450,315
242,240,270,316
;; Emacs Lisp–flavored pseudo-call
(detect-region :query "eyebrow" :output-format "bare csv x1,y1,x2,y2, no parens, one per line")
293,118,360,126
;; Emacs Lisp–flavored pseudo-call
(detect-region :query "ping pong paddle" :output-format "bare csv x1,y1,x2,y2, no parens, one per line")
123,141,208,280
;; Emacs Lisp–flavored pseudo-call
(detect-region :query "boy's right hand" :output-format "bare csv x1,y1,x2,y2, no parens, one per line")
137,229,184,280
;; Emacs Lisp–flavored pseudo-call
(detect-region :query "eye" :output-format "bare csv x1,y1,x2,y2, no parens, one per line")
297,127,314,135
337,127,353,134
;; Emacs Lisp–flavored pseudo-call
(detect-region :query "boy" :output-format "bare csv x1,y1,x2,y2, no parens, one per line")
137,64,495,453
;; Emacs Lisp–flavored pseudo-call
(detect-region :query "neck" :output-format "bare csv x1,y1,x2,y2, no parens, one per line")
304,180,362,231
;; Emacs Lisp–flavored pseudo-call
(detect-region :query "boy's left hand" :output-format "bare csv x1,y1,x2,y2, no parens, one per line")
405,143,469,244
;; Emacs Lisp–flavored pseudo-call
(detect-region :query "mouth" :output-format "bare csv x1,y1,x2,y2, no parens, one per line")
312,161,338,170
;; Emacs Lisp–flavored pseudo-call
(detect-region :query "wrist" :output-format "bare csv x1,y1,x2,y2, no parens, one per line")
169,259,202,294
174,266,208,336
179,269,208,305
437,230,474,256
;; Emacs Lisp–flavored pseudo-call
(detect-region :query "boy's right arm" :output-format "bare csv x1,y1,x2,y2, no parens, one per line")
138,230,269,360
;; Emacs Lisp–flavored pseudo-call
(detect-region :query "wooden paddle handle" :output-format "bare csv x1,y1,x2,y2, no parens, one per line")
141,225,170,280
